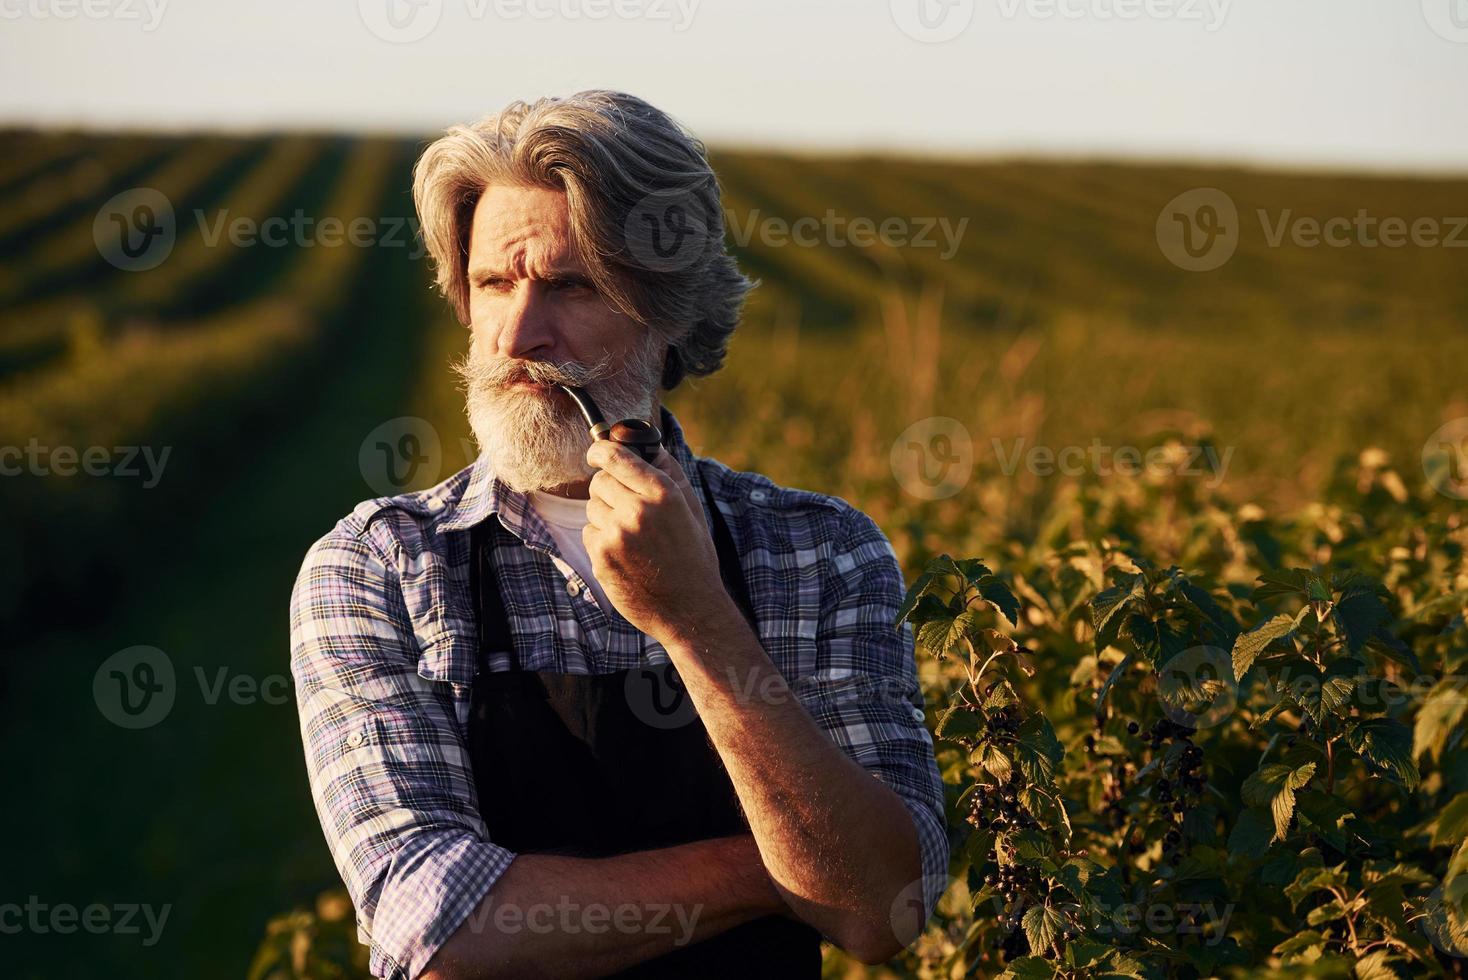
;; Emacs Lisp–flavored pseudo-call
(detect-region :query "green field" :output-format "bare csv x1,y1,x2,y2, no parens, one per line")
1,129,1465,978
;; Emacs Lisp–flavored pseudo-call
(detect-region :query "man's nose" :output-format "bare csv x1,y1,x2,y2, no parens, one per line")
497,284,558,361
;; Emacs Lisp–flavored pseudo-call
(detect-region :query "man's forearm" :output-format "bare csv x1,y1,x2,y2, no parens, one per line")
420,833,787,980
662,602,923,965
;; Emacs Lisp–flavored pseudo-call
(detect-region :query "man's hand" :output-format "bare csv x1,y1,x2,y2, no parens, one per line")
582,439,734,643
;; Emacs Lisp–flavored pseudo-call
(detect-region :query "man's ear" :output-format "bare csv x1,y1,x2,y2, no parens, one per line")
660,343,683,390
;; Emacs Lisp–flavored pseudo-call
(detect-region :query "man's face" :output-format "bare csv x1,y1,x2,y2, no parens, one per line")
456,183,664,495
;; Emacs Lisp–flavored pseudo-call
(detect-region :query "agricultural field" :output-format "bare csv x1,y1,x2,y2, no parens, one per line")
1,129,1465,978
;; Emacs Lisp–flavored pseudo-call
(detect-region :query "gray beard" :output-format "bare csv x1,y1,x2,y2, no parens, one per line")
453,332,665,494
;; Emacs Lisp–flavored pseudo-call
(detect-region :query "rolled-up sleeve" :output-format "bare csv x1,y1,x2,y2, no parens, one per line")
793,506,952,930
290,525,516,980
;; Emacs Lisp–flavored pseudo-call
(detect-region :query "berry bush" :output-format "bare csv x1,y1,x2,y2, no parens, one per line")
892,454,1468,979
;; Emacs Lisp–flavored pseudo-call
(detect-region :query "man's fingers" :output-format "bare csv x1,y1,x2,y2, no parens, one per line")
651,449,708,533
586,439,673,500
588,467,642,514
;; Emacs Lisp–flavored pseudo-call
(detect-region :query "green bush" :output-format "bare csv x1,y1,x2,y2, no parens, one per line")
891,459,1468,978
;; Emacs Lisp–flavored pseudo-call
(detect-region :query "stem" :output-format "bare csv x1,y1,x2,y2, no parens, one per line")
1325,738,1337,795
1327,886,1360,953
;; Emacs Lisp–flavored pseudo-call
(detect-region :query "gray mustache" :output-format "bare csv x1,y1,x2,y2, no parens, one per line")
458,351,614,390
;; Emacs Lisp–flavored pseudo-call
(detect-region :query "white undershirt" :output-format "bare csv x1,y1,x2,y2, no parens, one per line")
528,490,614,614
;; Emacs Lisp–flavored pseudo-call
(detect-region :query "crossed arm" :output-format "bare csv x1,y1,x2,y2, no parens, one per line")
421,834,787,980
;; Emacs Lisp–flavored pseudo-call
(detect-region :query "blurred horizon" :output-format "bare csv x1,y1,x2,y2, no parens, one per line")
4,0,1468,174
10,122,1468,181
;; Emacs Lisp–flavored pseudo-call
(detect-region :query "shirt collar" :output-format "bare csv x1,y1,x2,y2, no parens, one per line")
439,404,708,536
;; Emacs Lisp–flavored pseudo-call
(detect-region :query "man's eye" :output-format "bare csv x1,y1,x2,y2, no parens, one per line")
477,277,512,293
550,278,590,293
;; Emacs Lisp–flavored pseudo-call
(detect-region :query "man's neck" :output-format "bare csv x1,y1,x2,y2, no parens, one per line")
541,397,661,500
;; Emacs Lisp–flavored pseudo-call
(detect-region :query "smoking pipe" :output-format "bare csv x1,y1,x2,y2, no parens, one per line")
557,384,663,464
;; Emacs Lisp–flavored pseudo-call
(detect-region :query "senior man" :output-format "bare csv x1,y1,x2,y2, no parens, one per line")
289,90,948,979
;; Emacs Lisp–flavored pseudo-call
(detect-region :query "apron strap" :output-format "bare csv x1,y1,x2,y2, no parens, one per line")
469,517,520,671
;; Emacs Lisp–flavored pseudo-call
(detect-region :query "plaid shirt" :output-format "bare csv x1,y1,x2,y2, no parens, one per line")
289,406,950,979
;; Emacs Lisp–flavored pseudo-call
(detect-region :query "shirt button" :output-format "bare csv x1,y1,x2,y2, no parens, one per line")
910,707,926,723
347,730,366,748
566,580,581,597
750,489,768,503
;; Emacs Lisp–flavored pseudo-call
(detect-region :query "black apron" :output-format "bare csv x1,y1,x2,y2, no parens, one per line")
465,476,823,978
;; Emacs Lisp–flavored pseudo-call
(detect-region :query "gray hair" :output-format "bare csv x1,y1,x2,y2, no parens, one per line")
412,89,753,390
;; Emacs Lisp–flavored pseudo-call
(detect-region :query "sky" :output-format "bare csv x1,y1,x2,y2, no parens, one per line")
2,0,1467,172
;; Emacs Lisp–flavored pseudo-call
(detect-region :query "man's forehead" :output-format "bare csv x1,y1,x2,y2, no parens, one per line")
469,184,579,267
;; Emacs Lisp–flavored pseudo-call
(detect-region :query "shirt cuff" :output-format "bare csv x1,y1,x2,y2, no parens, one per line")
367,831,518,980
898,792,952,930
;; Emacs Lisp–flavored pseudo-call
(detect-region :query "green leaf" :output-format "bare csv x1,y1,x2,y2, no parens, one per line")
934,704,985,742
1012,714,1064,787
954,557,995,584
1273,930,1327,964
1287,660,1360,726
1094,652,1135,710
897,570,939,626
976,574,1021,628
1177,579,1237,639
1362,861,1433,892
1305,897,1348,926
1353,950,1407,980
1414,681,1468,763
980,743,1014,782
1232,613,1296,680
1021,904,1065,958
1296,792,1357,853
1433,792,1468,847
916,609,981,657
1242,762,1316,841
1228,807,1275,859
1346,717,1420,789
1363,627,1420,673
1092,574,1144,652
1253,568,1312,602
1062,937,1109,970
997,957,1058,980
1335,590,1389,655
1285,864,1348,911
